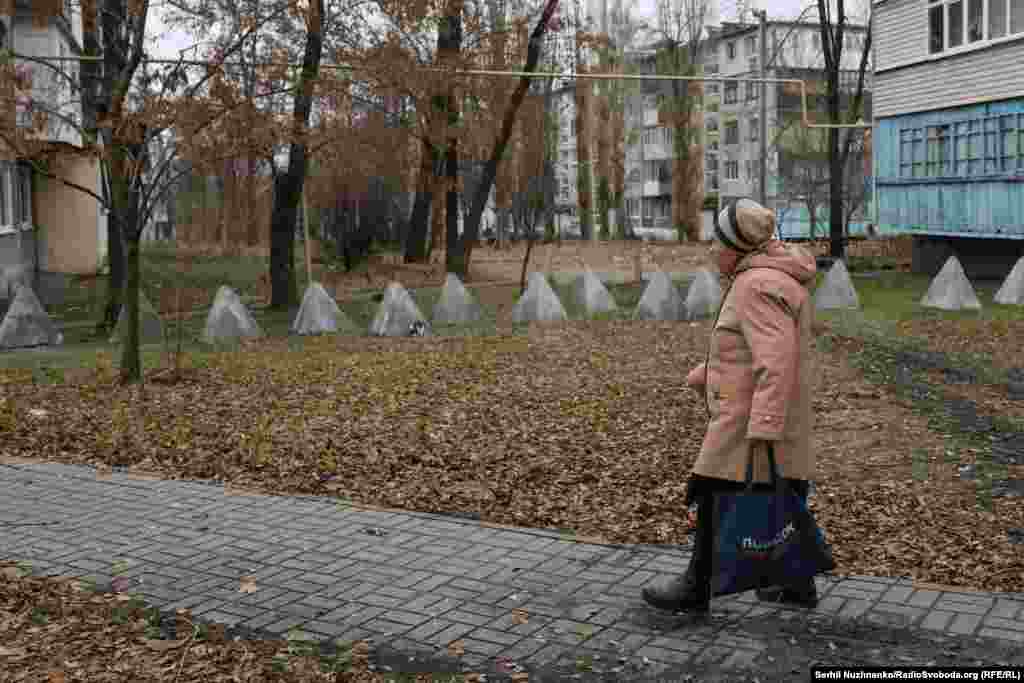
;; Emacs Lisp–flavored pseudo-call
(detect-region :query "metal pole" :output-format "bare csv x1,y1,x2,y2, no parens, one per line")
871,18,879,235
757,10,768,207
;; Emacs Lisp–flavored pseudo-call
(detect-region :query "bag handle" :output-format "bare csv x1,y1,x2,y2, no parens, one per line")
743,442,787,495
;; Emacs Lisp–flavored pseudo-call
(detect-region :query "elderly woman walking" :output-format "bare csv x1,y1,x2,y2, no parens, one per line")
642,198,819,615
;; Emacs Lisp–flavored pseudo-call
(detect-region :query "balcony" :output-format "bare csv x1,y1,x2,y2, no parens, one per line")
643,141,672,160
642,180,673,196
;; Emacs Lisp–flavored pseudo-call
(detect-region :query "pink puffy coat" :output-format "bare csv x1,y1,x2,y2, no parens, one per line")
686,241,817,484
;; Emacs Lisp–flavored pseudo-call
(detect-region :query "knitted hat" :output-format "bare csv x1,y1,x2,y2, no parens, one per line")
714,198,776,253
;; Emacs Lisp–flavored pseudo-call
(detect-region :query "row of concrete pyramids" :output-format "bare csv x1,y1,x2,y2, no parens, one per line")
5,253,1024,349
813,255,1024,312
509,269,724,324
362,269,725,335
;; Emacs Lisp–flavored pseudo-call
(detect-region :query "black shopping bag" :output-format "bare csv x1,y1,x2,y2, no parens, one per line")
711,446,835,597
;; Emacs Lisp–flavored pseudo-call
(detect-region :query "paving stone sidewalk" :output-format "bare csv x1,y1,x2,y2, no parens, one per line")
3,461,1024,680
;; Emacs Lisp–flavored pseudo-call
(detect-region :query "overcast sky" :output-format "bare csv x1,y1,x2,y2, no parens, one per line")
148,0,817,60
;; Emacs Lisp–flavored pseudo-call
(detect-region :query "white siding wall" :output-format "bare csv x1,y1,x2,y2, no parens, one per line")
875,36,1024,116
875,0,923,69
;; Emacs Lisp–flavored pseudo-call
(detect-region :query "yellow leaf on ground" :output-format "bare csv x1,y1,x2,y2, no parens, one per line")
48,672,66,683
238,575,258,593
447,639,465,657
511,608,529,625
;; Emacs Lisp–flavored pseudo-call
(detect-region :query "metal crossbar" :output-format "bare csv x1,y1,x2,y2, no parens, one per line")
21,53,870,131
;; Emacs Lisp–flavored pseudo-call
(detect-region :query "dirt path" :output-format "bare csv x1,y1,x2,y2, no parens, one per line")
320,241,709,302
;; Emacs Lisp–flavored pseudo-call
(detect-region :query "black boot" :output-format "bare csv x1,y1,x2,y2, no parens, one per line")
756,579,819,608
642,496,712,614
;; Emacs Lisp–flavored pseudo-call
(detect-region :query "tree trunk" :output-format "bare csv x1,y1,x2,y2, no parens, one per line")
405,140,436,263
445,139,459,264
828,112,844,259
111,138,145,384
443,8,462,270
120,234,142,382
270,173,300,307
268,0,324,309
429,184,444,259
519,231,536,295
103,206,126,330
575,65,593,241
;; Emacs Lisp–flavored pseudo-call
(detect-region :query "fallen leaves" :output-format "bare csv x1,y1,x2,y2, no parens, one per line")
238,576,258,594
0,562,368,681
0,320,1022,593
511,608,529,625
143,639,187,651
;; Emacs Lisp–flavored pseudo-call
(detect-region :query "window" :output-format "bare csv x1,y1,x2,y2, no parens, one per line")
930,1,946,52
706,83,719,95
812,33,820,50
642,127,670,145
968,0,984,41
725,160,739,179
727,42,736,60
746,81,759,102
949,0,964,47
644,160,671,183
0,164,32,231
749,117,759,141
901,113,1023,178
984,116,1001,172
745,36,757,55
926,125,950,175
1001,115,1022,170
706,119,718,132
725,121,739,145
956,119,983,174
16,167,29,225
991,0,1008,36
724,81,738,104
931,0,1024,53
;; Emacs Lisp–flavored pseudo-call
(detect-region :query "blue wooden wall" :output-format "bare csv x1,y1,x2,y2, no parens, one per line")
874,97,1024,239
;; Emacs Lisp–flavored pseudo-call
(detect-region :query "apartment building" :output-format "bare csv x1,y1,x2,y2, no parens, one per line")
551,19,871,239
873,0,1024,278
1,2,107,294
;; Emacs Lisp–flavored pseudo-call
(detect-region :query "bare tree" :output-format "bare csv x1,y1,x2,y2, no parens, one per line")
814,0,872,259
654,0,711,242
5,1,291,381
595,0,646,239
455,0,566,278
